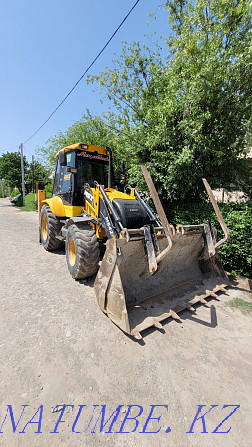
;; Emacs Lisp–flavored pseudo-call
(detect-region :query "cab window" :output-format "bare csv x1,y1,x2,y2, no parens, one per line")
53,160,61,194
76,158,108,188
54,151,75,195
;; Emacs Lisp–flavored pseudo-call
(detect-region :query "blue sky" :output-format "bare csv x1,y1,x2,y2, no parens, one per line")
0,1,169,161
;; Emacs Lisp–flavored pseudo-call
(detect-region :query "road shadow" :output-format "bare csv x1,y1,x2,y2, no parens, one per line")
5,203,20,208
124,300,219,346
79,276,96,288
179,304,218,328
44,246,66,256
229,275,252,293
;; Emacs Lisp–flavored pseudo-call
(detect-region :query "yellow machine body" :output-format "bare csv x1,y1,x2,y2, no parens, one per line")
41,142,133,239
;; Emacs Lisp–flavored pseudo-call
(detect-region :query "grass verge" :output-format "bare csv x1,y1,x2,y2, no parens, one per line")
17,193,36,211
227,298,252,315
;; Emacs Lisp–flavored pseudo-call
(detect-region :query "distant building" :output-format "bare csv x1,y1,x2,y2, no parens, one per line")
213,148,252,203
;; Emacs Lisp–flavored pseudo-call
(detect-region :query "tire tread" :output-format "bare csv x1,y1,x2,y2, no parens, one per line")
66,223,99,279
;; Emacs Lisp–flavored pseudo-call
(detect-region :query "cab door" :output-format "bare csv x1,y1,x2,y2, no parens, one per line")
53,151,75,205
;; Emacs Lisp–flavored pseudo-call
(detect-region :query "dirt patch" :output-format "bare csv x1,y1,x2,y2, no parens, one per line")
0,198,251,446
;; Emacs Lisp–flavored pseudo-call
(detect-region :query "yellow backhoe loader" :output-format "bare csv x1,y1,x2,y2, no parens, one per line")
38,142,230,339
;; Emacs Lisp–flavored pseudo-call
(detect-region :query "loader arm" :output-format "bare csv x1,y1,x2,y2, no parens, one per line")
141,167,230,268
202,178,230,250
141,165,173,266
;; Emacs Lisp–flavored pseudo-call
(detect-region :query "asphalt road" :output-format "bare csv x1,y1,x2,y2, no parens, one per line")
0,198,251,446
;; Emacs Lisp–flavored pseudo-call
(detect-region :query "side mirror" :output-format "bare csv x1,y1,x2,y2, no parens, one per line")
58,150,67,166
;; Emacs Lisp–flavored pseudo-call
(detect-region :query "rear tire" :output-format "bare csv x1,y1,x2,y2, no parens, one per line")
66,223,99,279
40,205,63,251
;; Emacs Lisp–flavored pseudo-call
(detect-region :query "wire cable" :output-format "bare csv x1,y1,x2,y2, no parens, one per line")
23,0,140,145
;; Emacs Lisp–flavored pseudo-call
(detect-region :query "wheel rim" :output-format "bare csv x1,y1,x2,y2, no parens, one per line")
68,237,76,266
41,214,48,240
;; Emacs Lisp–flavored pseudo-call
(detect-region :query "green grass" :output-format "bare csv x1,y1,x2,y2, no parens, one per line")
227,298,252,315
17,189,51,211
17,193,37,211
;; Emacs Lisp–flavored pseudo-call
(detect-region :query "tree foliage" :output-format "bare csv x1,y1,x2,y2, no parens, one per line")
0,152,50,194
0,152,28,193
87,0,252,205
26,161,50,192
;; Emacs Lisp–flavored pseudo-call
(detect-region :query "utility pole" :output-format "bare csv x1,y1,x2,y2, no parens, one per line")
32,155,35,193
20,143,25,206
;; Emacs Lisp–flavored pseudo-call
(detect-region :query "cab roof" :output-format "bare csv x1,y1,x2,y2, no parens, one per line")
56,142,109,158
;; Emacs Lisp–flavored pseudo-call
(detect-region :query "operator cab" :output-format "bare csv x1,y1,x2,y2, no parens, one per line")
52,143,111,206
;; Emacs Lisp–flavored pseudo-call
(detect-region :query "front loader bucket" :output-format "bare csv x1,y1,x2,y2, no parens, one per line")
94,230,230,339
94,171,231,339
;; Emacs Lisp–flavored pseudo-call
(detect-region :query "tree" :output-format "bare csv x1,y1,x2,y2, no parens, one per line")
87,0,252,205
0,152,50,194
0,152,28,194
26,161,51,192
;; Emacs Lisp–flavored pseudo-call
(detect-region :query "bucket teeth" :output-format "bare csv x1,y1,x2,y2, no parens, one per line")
153,320,163,329
206,290,218,298
170,310,180,320
181,301,195,311
133,332,142,340
213,284,228,293
199,297,208,304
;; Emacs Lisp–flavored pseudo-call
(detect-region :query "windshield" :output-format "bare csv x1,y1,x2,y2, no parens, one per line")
76,154,109,189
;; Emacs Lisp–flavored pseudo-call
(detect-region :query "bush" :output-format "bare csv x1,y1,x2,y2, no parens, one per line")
11,189,20,198
16,194,23,207
218,202,252,278
166,200,252,278
45,183,53,198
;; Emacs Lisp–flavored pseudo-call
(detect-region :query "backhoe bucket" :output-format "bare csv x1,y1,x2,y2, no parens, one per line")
94,172,231,339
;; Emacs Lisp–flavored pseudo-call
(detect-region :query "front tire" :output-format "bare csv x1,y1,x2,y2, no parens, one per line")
66,223,99,279
40,205,63,251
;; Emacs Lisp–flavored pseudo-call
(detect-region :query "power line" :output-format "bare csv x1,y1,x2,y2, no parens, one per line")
23,0,140,145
